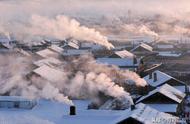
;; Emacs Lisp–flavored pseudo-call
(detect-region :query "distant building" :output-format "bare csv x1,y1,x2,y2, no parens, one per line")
130,43,155,56
109,50,135,59
63,39,80,50
96,58,139,70
157,51,182,58
136,84,186,115
0,96,37,109
63,49,92,57
96,50,139,70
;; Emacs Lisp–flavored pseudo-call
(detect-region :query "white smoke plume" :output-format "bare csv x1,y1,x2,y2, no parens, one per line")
0,53,146,105
0,0,190,43
1,15,114,49
0,54,73,105
122,24,158,37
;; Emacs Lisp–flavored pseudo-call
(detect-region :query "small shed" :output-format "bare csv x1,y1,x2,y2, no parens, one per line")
0,96,37,109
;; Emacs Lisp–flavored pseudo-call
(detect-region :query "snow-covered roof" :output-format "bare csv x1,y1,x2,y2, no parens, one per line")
48,45,64,54
114,103,178,124
32,65,65,82
158,51,182,57
33,57,62,67
112,50,134,58
136,84,186,104
146,104,178,113
131,43,153,52
173,86,186,93
143,70,184,87
64,39,80,49
36,49,60,58
15,48,31,56
0,96,35,102
80,42,94,48
63,49,91,56
157,44,174,49
96,58,139,67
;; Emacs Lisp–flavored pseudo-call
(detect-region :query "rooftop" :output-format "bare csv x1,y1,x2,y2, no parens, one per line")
143,70,184,87
32,65,65,82
131,43,153,52
136,84,186,104
112,50,134,58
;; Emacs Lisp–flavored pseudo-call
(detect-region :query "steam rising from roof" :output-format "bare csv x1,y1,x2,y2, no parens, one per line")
0,53,146,106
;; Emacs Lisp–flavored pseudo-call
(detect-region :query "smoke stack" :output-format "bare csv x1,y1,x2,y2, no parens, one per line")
131,104,136,111
153,72,157,82
70,106,76,115
149,73,152,79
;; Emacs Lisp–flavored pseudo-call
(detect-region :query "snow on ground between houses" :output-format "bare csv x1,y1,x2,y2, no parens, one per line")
0,114,55,124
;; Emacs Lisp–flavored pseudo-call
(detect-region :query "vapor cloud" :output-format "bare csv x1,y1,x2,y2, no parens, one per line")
0,53,146,105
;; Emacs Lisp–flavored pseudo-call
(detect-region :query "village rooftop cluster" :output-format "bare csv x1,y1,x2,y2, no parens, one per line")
0,35,190,124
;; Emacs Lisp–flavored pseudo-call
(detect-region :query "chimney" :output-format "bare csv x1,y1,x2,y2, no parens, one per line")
70,106,76,115
133,57,137,65
131,104,136,111
185,85,190,94
153,72,157,82
149,73,152,79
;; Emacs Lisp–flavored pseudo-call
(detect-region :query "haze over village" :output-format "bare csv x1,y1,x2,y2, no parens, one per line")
1,0,190,124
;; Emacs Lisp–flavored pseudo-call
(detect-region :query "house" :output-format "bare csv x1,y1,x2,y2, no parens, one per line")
63,39,80,50
157,51,182,58
130,43,154,56
0,42,9,52
80,42,103,50
31,65,65,83
0,96,37,109
63,49,92,57
136,84,186,115
14,48,32,57
48,45,64,53
115,103,179,124
109,50,135,59
96,50,139,70
33,57,63,67
144,70,186,92
63,103,179,124
157,44,174,49
35,46,63,59
36,48,60,59
96,58,139,70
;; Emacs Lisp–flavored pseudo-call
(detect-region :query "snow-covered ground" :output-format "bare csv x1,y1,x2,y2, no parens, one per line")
0,99,179,124
0,100,90,124
0,99,125,124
